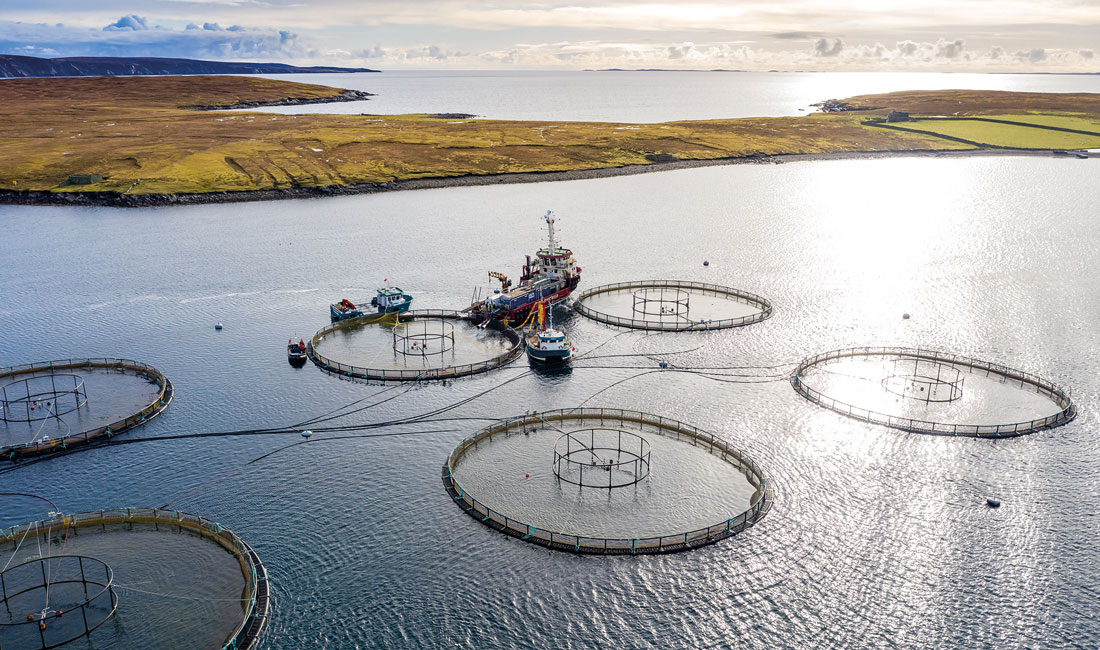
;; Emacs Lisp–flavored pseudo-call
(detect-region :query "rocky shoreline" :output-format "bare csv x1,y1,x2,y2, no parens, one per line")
0,149,1057,208
184,88,373,111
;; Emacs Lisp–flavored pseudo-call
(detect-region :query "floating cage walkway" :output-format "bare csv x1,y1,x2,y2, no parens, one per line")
308,310,523,382
791,346,1077,437
573,280,773,331
443,408,770,555
0,508,269,650
0,359,173,460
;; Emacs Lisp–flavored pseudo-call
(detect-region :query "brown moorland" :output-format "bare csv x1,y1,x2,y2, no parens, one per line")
2,77,1098,201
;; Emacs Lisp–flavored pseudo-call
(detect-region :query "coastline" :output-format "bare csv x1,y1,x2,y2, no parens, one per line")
183,88,372,111
0,148,1066,208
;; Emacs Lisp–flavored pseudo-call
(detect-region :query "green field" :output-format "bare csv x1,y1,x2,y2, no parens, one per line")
881,118,1100,149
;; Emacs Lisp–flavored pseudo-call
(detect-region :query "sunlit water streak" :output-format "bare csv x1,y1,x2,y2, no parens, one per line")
232,70,1100,122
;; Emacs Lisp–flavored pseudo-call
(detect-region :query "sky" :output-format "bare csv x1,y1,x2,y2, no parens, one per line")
1,1,1098,71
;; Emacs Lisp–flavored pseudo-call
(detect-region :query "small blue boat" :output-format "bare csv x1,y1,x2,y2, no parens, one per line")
331,287,414,322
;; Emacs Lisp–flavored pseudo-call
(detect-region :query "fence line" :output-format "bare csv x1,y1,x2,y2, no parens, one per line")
442,408,770,554
307,310,523,381
574,280,773,331
0,508,269,650
1,359,173,459
790,346,1077,437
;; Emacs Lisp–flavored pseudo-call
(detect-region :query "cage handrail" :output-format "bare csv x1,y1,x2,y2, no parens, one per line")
790,346,1076,437
574,280,773,331
307,310,523,381
443,408,770,554
0,508,268,650
0,359,173,458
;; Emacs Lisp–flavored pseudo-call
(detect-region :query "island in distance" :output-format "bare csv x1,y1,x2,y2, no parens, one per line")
0,54,379,78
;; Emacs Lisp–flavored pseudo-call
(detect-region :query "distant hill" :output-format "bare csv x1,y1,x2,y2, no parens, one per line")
0,55,378,78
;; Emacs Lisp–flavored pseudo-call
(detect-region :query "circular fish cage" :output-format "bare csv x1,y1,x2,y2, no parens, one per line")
0,555,118,650
308,310,523,381
574,280,773,331
791,346,1076,437
552,428,652,489
0,359,173,460
442,408,770,555
0,509,268,650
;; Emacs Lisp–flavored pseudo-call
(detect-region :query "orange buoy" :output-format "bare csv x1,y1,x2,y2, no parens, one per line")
56,610,63,617
39,622,46,631
26,614,34,621
525,473,530,478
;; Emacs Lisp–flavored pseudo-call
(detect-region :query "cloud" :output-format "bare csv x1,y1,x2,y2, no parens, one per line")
0,18,312,60
103,15,149,32
1017,48,1046,63
1,12,1098,73
770,32,823,40
331,35,1100,72
936,38,965,59
813,38,844,57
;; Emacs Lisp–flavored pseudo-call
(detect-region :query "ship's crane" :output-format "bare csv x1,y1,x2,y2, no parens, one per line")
488,271,511,292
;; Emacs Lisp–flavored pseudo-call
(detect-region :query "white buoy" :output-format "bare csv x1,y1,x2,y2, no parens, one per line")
301,430,313,439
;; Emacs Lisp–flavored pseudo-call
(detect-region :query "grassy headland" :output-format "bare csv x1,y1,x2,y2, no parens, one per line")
2,78,1098,205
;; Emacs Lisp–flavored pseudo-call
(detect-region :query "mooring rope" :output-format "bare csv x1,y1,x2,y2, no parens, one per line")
113,583,249,603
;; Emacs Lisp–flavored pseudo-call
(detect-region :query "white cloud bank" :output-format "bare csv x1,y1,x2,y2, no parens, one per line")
0,13,1097,72
334,38,1098,72
0,16,310,60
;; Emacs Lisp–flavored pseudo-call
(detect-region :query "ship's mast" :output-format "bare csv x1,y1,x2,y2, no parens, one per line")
545,210,556,254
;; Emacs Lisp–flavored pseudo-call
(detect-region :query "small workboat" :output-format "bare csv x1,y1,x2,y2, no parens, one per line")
331,287,414,322
525,303,573,365
287,338,308,367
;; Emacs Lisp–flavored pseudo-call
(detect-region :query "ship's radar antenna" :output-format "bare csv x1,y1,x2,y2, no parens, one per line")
544,210,556,254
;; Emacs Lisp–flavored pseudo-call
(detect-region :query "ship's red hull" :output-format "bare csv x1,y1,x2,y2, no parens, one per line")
472,276,580,324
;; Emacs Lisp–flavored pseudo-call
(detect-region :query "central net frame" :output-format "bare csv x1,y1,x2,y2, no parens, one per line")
552,428,652,489
881,357,964,403
0,555,118,650
1,374,88,423
392,319,457,358
631,287,690,319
